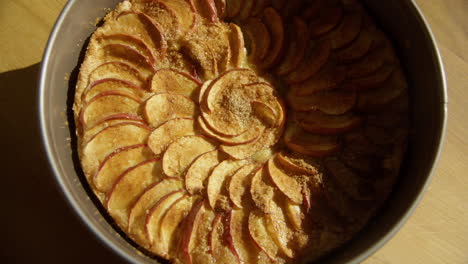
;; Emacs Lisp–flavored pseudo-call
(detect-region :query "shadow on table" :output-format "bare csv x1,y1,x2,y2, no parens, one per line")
0,64,126,264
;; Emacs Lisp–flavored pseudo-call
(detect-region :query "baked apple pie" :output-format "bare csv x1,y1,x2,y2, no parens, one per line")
73,0,410,263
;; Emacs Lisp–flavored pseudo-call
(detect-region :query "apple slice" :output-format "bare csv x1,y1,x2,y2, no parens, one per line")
357,69,407,112
276,152,320,175
290,63,346,96
134,0,180,40
264,203,294,258
284,125,340,157
162,135,217,177
198,116,263,145
242,17,271,63
188,203,216,264
106,158,163,229
81,91,142,128
98,34,156,66
227,209,259,264
285,201,303,230
207,159,248,209
83,78,145,102
309,3,344,37
81,123,151,178
144,93,197,128
344,64,395,91
214,0,226,18
147,118,197,155
155,195,195,258
101,43,155,78
178,199,206,264
281,0,303,18
326,9,363,50
185,150,221,194
296,111,363,135
237,0,254,20
228,24,246,68
335,28,373,63
301,0,324,20
115,12,167,58
275,17,308,76
259,8,285,69
287,89,357,115
192,0,219,23
127,179,183,247
150,68,201,99
343,131,385,157
182,40,219,80
339,147,376,173
252,101,277,128
248,210,279,260
228,164,258,209
210,214,239,263
250,167,277,214
93,144,154,193
159,0,197,35
267,157,302,204
87,62,145,88
220,133,262,160
284,40,331,84
272,0,286,10
145,190,185,253
225,0,242,18
82,114,144,142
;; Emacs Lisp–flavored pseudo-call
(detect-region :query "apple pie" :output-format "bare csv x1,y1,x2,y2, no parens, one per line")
73,0,410,263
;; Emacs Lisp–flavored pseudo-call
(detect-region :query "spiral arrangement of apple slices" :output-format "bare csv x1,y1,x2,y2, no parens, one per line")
74,0,409,263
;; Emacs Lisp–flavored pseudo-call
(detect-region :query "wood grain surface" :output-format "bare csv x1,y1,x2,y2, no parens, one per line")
0,0,466,263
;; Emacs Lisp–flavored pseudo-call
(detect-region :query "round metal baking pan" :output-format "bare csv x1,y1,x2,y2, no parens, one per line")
39,0,447,263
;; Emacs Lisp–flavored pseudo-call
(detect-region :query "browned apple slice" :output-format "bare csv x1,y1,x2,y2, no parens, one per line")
225,0,243,18
326,9,363,50
127,179,183,247
276,152,320,175
243,17,271,62
344,64,395,91
227,209,260,264
284,125,340,157
106,158,163,229
290,63,346,96
228,164,258,209
214,0,226,18
98,34,156,66
187,202,216,264
248,210,279,260
81,123,151,178
284,40,331,84
267,157,302,204
357,69,407,112
145,190,185,254
150,68,201,99
252,101,277,128
207,159,248,209
259,8,285,69
159,0,197,35
147,118,197,155
185,150,221,194
162,135,217,177
93,144,154,193
210,214,239,263
238,0,254,20
288,89,357,115
80,91,142,128
182,40,219,80
198,116,263,145
309,3,344,37
296,111,363,135
178,199,206,264
144,93,197,128
251,0,269,16
275,17,308,76
154,195,195,258
87,62,145,87
192,0,219,23
101,43,155,77
84,78,145,102
281,0,303,18
228,24,246,68
334,28,373,63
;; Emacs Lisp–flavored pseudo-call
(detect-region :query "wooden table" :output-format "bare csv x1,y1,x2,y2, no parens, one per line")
0,0,466,263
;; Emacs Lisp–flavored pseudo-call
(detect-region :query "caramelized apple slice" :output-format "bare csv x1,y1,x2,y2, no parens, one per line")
210,214,238,263
178,199,206,264
290,63,346,96
150,68,201,99
309,3,344,37
335,29,373,63
344,64,395,91
144,93,197,128
248,210,279,260
238,0,254,20
227,209,260,264
159,0,197,35
275,17,308,76
288,89,357,115
229,164,258,209
94,144,154,193
267,157,302,204
326,9,363,50
284,125,340,157
276,152,320,175
162,135,217,177
346,39,396,79
192,0,219,23
84,78,145,102
81,123,151,177
147,118,197,155
285,40,331,84
185,150,222,194
228,24,246,68
198,116,263,145
145,191,185,254
296,111,363,135
207,159,248,209
225,0,242,18
81,91,142,127
259,8,285,69
243,17,271,63
107,158,163,229
87,62,145,87
127,179,183,247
